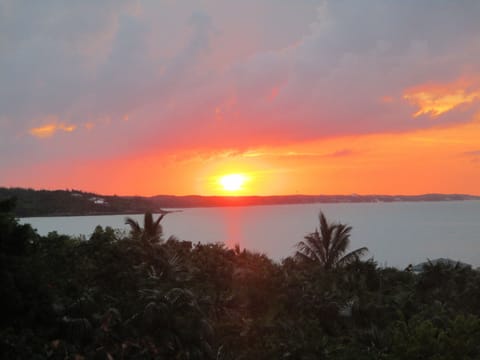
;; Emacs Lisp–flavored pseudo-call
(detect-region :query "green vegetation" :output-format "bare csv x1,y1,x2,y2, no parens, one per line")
1,197,480,359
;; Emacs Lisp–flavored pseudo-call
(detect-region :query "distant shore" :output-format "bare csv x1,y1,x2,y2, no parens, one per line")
1,187,479,218
20,209,184,219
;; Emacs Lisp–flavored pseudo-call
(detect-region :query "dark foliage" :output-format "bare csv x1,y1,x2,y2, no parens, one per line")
1,201,480,359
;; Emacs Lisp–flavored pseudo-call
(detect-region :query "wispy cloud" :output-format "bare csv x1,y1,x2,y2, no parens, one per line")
246,149,356,159
404,79,480,118
460,149,480,164
29,122,76,138
462,150,480,157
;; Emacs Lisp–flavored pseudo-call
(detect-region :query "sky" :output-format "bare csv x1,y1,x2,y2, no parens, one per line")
1,0,480,196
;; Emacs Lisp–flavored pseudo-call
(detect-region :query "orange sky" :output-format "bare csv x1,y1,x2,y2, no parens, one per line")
1,1,480,196
12,115,480,196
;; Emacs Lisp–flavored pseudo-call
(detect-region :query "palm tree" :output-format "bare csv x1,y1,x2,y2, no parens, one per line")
125,212,165,244
295,212,368,270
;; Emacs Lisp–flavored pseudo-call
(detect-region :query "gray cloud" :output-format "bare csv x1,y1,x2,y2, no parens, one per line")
1,0,480,171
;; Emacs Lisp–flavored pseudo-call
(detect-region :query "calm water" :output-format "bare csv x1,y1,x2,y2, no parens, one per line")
20,201,480,268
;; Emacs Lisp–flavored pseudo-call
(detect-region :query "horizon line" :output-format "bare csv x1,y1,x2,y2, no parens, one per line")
2,186,480,199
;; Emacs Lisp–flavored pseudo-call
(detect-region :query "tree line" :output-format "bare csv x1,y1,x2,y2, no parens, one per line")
1,197,480,359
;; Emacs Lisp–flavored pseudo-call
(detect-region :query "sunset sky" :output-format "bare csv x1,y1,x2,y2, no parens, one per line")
1,0,480,196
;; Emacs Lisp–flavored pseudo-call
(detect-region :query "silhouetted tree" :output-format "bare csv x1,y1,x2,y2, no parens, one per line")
125,211,165,244
295,212,368,270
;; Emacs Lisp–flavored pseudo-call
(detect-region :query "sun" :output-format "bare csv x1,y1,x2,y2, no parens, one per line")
219,174,248,192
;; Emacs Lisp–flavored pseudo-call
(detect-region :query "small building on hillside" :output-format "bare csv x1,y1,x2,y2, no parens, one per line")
89,197,108,206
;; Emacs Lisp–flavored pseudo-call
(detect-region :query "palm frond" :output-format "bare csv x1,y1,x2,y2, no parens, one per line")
295,240,320,263
294,250,315,263
337,247,369,267
125,217,142,236
329,224,352,260
295,211,367,270
144,212,154,230
154,213,165,228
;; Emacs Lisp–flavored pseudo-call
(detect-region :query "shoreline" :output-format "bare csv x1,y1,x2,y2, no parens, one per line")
17,198,480,218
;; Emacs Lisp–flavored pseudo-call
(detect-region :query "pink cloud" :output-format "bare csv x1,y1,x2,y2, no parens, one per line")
2,0,480,185
404,79,480,118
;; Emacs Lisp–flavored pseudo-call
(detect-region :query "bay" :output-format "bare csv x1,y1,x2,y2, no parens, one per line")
20,201,480,268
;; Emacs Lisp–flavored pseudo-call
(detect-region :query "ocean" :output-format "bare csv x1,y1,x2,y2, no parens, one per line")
20,201,480,268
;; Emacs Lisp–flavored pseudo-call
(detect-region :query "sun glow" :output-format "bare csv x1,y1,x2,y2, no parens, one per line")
219,174,248,192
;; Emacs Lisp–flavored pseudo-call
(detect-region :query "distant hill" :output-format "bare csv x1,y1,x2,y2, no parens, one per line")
1,187,479,217
0,188,159,217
